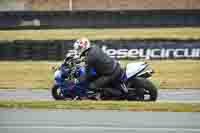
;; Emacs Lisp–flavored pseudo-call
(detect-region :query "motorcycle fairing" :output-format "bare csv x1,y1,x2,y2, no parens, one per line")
54,67,89,97
126,62,148,79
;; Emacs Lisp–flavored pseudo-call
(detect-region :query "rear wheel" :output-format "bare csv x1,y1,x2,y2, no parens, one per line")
127,78,158,101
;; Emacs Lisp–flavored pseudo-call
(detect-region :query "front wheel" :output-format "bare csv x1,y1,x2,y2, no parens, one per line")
127,78,158,101
51,84,65,100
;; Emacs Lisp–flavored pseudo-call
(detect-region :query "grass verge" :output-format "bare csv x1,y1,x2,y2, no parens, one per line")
0,100,200,112
0,60,200,89
0,28,200,41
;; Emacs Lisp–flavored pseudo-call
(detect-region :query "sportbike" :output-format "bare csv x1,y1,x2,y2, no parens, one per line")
51,56,158,101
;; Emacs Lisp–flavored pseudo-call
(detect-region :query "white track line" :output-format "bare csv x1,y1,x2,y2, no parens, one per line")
0,126,200,131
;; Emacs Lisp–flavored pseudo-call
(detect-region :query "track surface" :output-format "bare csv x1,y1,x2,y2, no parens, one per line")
1,90,200,133
0,109,200,133
0,89,200,102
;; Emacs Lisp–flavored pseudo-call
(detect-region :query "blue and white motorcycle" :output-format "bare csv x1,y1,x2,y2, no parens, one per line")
51,56,158,101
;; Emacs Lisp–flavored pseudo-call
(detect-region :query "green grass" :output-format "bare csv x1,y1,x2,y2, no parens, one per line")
0,100,200,112
0,28,200,41
0,61,54,89
0,60,200,89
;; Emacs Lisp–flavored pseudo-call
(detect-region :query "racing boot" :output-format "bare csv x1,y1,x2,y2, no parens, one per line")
119,82,129,99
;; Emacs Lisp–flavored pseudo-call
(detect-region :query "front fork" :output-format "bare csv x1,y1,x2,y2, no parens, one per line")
55,79,73,96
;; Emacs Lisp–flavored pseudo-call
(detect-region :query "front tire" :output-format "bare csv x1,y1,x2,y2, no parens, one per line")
127,78,158,101
51,84,65,100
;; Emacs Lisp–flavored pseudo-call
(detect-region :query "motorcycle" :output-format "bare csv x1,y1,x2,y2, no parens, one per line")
51,56,158,101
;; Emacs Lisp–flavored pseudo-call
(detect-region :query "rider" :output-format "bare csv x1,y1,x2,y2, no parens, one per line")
73,37,128,98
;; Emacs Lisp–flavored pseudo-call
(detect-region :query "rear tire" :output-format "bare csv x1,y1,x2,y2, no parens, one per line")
51,84,65,100
128,78,158,101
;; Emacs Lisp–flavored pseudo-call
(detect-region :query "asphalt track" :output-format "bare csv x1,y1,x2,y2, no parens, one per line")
0,89,200,133
0,89,200,102
0,109,200,133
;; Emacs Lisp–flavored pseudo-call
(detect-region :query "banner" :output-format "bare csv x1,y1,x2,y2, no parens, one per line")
67,40,200,60
0,40,200,60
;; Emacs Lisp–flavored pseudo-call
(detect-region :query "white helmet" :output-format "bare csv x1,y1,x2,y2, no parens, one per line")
73,37,91,55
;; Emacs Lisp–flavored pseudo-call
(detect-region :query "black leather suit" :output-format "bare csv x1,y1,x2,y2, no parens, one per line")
82,46,125,97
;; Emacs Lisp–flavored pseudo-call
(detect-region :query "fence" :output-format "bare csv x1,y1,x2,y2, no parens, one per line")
0,10,200,29
0,0,200,11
